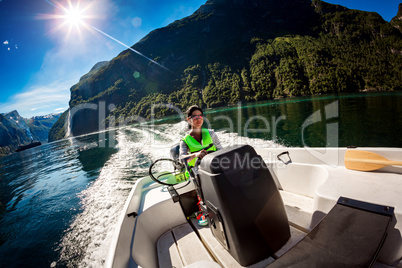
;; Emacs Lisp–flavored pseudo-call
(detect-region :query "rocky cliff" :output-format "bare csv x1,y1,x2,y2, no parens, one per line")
0,111,61,157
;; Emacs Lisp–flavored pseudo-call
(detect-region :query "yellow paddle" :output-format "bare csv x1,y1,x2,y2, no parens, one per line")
345,150,402,171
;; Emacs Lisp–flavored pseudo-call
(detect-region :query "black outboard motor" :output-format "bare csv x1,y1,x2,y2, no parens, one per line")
197,144,290,266
170,143,184,171
170,143,180,161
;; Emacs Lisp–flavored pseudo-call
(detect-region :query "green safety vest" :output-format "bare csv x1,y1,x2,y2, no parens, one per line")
183,128,217,167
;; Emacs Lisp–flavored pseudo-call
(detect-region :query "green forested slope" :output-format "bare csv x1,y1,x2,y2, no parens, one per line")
49,0,402,140
116,2,401,118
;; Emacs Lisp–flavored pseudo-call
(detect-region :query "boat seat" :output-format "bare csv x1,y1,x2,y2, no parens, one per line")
157,222,215,268
268,197,394,268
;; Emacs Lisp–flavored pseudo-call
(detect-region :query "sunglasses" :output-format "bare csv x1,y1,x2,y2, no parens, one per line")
189,115,204,120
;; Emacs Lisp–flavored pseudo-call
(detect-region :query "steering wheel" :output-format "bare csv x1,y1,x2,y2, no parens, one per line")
149,158,186,186
149,144,215,186
194,143,215,168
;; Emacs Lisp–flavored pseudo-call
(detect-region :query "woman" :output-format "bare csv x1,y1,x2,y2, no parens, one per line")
179,105,223,226
179,105,223,166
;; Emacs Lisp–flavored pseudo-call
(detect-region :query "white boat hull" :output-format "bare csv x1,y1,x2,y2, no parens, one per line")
107,147,402,268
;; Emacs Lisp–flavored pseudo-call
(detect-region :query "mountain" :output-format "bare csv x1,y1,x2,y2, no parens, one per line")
0,111,61,157
49,0,402,140
0,112,32,156
3,110,34,140
28,113,63,142
48,110,69,143
391,3,402,33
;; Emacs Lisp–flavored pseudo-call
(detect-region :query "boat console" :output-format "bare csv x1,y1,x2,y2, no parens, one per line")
197,145,290,266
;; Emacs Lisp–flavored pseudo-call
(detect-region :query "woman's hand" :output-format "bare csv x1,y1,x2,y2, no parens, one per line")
196,149,208,159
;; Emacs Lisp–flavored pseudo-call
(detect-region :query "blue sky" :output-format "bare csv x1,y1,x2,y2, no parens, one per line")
0,0,400,118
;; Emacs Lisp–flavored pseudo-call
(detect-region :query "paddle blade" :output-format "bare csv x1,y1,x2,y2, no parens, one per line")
345,150,388,171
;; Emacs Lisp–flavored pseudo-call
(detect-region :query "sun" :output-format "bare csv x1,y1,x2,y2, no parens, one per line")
59,1,91,31
64,7,84,26
37,0,95,38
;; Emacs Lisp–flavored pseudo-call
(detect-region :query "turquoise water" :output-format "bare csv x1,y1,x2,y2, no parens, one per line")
0,134,120,267
0,92,401,267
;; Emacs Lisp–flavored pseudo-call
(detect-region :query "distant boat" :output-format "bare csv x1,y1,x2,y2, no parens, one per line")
15,141,42,152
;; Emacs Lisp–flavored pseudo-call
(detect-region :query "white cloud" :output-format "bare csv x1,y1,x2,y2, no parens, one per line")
3,40,8,45
0,79,73,118
131,17,142,28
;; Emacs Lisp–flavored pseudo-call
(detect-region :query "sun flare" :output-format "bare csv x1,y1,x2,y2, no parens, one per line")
37,0,170,71
59,0,91,31
37,0,95,39
64,7,84,26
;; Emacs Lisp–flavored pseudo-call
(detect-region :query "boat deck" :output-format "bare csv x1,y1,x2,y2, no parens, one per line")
155,189,309,268
156,189,396,268
157,222,215,268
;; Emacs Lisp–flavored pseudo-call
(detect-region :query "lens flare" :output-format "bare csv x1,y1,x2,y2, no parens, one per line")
64,7,84,26
37,0,94,38
37,0,170,71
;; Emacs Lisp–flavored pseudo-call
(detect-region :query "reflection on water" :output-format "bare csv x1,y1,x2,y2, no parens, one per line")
203,92,402,147
0,132,120,268
153,92,402,147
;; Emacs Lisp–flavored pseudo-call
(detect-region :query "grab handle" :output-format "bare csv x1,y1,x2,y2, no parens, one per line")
277,151,292,165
